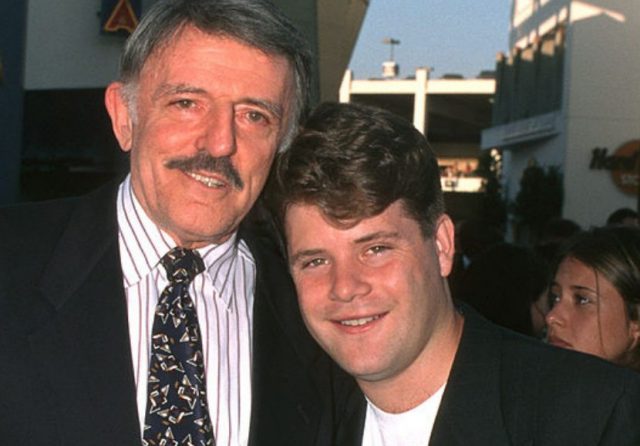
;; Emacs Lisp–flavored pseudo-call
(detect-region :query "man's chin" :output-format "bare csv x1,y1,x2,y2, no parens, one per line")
163,219,239,248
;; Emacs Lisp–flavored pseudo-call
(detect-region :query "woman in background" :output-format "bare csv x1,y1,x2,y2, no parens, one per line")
546,226,640,371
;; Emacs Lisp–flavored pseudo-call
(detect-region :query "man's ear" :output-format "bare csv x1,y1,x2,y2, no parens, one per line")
629,317,640,350
434,214,455,277
105,82,134,152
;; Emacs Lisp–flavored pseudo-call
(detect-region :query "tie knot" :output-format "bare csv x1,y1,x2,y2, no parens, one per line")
160,247,205,284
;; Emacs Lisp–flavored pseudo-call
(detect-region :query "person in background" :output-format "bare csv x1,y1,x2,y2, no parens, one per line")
0,1,339,445
606,207,639,227
447,218,503,298
454,242,549,338
268,101,640,446
546,225,640,371
534,217,581,267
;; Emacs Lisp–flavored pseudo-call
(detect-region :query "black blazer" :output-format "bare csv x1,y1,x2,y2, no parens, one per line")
0,183,337,446
334,306,640,446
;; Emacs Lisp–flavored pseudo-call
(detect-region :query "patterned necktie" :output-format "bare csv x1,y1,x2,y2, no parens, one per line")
143,247,215,446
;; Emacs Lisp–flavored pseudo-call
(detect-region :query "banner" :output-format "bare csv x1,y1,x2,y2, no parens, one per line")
101,0,141,35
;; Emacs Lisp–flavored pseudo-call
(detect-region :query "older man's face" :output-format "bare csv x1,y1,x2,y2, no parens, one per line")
106,26,295,248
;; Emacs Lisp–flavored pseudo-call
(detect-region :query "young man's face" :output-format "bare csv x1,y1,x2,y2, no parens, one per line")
106,26,295,248
285,200,456,387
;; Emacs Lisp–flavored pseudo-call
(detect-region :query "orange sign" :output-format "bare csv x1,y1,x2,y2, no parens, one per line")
590,140,640,196
103,0,139,34
610,140,640,195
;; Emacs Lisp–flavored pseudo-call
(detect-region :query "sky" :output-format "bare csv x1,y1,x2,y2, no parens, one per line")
349,0,513,80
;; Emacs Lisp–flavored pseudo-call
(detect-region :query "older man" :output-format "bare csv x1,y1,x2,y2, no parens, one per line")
0,1,336,445
268,101,640,445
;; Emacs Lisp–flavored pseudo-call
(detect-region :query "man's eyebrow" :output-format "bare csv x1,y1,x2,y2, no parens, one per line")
153,83,207,100
353,231,400,245
240,97,284,120
289,248,325,266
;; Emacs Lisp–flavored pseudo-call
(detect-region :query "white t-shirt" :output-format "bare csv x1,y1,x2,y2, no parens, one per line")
362,383,446,446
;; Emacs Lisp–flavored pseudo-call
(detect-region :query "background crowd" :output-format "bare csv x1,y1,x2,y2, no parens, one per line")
450,207,640,372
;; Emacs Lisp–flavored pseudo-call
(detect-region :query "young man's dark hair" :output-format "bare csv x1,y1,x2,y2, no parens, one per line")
270,101,444,237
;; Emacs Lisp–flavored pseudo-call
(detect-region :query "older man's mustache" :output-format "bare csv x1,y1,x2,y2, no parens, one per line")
165,152,244,189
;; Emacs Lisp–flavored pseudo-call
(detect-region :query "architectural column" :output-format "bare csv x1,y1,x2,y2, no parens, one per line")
339,69,352,103
413,67,429,134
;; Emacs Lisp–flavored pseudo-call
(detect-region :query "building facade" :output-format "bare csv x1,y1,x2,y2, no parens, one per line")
483,0,640,228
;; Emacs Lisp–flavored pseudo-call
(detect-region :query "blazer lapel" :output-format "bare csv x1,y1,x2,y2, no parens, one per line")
333,372,367,446
28,185,141,445
429,306,511,446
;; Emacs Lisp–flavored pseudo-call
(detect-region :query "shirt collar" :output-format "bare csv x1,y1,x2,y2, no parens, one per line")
197,235,241,307
117,174,242,305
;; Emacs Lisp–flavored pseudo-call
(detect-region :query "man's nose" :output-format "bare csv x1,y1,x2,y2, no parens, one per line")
197,108,237,157
329,265,371,303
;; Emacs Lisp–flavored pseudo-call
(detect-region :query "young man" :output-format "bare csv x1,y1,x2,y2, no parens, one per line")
268,101,640,445
0,1,336,445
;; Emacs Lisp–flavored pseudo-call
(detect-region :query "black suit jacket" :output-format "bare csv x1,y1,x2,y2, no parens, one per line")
0,183,337,446
334,306,640,446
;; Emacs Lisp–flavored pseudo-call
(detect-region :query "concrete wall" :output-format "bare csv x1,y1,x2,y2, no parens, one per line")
510,0,571,49
316,0,368,101
24,0,124,89
562,1,640,226
504,0,640,228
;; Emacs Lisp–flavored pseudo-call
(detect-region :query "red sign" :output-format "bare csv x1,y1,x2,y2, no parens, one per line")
103,0,139,34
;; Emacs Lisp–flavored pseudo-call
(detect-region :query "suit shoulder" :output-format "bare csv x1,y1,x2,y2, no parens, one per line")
500,329,640,379
0,183,119,285
499,325,640,413
493,325,640,443
0,196,78,234
0,196,80,265
463,306,634,386
0,197,82,326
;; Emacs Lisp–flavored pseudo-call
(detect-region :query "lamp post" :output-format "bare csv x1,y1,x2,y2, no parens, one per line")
382,37,400,61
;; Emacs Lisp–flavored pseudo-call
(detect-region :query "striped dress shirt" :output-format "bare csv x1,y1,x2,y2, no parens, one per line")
116,175,255,446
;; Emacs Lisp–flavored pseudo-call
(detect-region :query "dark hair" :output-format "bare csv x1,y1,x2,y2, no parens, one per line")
268,102,444,236
553,225,640,369
119,0,311,149
535,217,582,266
457,218,504,260
455,243,548,337
606,207,639,226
